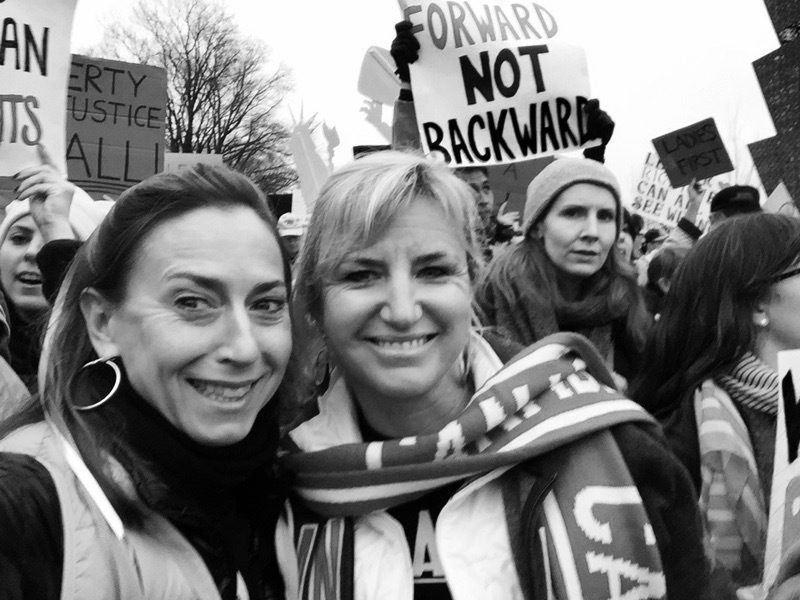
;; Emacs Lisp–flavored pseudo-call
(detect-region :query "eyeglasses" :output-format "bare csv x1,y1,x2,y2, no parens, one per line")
770,265,800,283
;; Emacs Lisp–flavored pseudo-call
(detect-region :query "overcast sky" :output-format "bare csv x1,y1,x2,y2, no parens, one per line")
71,0,779,198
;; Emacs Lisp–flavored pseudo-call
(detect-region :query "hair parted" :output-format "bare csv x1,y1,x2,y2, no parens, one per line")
632,213,800,416
5,164,297,526
294,150,483,325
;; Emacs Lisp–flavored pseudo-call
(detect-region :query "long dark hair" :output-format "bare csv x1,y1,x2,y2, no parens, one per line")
1,164,298,525
632,213,800,416
475,229,650,353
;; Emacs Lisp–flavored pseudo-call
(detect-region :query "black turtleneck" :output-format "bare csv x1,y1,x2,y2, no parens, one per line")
0,374,286,600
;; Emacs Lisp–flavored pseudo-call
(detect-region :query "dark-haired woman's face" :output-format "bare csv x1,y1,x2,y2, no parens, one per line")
93,206,292,446
0,216,48,317
536,183,617,279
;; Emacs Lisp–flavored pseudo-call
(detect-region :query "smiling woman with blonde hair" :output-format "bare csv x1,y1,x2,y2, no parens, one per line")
278,150,708,600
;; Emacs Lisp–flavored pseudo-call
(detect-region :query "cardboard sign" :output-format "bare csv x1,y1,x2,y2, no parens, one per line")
651,118,734,188
399,0,593,166
163,152,224,173
628,151,718,231
66,55,166,199
764,350,800,589
0,0,78,175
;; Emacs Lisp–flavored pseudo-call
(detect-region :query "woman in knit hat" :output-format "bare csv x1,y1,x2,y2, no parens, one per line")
1,146,111,387
475,158,650,389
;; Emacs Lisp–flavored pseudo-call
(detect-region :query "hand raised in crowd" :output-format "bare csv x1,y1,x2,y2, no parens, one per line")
582,99,615,163
390,20,420,83
14,144,75,242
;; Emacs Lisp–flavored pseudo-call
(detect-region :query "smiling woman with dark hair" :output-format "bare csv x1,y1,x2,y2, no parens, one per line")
0,164,295,599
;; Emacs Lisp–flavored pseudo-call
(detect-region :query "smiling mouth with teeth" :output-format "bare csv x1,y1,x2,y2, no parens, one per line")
188,379,258,402
368,335,435,350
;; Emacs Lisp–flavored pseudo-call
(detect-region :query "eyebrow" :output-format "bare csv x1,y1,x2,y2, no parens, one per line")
343,251,458,266
165,271,286,295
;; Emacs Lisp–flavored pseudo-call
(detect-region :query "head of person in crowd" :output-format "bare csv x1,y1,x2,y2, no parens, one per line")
708,184,761,230
633,213,800,416
475,158,651,380
26,164,296,526
617,208,642,264
455,165,494,229
293,150,482,436
277,211,307,264
0,190,109,321
639,227,667,257
643,246,689,317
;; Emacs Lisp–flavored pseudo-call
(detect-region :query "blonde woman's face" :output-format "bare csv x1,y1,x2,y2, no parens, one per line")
321,199,472,410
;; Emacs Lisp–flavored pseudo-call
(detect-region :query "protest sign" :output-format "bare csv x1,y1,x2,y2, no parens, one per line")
399,0,593,166
66,55,166,199
358,47,401,106
163,152,224,173
0,0,77,175
651,118,734,188
764,350,800,589
764,181,798,217
628,151,717,232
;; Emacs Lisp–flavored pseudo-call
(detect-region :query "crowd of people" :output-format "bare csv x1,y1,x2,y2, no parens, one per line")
0,16,798,600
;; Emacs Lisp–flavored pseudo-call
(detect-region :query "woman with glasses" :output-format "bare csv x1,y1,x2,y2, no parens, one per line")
632,213,800,596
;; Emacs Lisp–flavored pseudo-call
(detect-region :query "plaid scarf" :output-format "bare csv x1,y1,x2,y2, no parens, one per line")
281,333,666,599
696,379,768,580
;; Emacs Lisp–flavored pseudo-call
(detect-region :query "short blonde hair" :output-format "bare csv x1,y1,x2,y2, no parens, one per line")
294,150,482,323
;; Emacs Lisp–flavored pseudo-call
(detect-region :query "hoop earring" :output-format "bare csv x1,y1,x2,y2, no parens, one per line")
74,357,121,412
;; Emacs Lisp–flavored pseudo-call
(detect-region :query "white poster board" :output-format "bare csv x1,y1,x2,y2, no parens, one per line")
399,0,592,166
163,152,224,173
0,0,77,175
764,350,800,588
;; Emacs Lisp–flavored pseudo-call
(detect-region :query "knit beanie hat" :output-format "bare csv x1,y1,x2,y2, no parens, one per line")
709,185,761,215
522,158,622,237
0,187,114,245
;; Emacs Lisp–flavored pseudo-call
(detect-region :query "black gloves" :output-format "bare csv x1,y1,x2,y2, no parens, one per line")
582,99,615,163
390,21,420,83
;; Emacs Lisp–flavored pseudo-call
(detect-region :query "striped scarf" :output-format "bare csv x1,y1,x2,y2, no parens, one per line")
716,352,779,416
281,333,667,599
696,379,768,579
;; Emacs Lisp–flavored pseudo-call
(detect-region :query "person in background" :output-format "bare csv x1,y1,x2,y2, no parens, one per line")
456,166,517,261
617,208,643,265
665,182,762,251
643,246,689,319
0,165,296,599
1,146,111,389
277,211,307,265
632,213,800,597
475,158,651,391
278,150,708,600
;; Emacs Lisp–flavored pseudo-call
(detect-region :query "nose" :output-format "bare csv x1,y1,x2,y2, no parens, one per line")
24,232,44,260
219,306,261,366
581,213,599,239
379,273,422,328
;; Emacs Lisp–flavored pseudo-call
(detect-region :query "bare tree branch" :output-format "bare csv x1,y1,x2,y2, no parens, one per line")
97,0,296,194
